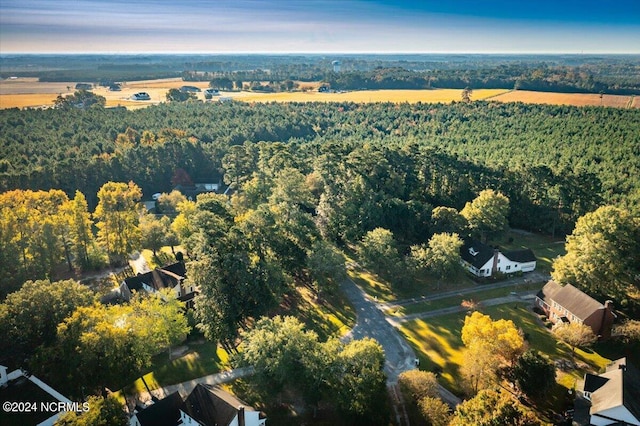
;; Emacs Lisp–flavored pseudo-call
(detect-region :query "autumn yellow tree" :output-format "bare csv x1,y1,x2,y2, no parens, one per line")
461,311,525,392
94,181,142,264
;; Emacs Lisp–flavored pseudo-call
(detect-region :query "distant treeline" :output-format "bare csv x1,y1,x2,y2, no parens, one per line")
2,54,639,94
183,64,640,95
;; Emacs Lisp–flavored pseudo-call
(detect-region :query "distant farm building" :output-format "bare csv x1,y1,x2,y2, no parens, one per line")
204,88,220,99
75,83,92,90
180,85,201,93
131,92,151,101
332,60,341,72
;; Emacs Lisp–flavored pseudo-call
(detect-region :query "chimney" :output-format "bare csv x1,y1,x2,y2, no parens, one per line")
237,405,245,426
598,300,615,340
492,249,500,274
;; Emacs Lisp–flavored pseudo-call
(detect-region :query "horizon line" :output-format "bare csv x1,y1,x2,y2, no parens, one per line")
3,51,640,56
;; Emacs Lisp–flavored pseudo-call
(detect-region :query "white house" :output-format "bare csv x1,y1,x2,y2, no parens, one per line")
460,240,536,278
581,358,640,425
130,384,266,426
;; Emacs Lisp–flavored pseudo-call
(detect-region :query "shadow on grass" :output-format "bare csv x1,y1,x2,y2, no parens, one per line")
275,285,355,342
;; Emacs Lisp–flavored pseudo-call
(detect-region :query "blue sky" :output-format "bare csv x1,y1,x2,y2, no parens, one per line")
1,0,638,53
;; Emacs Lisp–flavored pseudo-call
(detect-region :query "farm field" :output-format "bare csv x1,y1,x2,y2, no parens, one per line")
492,89,638,108
3,77,638,109
0,78,508,108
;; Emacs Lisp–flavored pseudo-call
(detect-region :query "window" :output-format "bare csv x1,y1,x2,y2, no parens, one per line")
506,265,511,270
479,269,484,274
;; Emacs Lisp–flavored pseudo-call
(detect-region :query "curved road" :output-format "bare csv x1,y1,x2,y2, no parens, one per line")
340,278,462,410
340,278,417,385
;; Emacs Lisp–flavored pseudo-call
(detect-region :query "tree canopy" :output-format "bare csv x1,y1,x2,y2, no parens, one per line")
552,205,640,298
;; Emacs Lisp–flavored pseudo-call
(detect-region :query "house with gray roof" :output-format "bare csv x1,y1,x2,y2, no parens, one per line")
579,358,640,426
129,384,266,426
535,280,616,339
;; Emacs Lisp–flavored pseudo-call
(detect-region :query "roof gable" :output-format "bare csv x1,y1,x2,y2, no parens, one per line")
184,384,253,426
135,392,184,426
460,240,495,269
588,359,640,423
125,262,185,292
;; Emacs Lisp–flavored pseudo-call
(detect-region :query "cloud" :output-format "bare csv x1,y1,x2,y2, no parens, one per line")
1,0,639,53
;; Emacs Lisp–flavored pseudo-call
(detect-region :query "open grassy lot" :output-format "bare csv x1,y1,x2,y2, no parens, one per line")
119,340,229,396
496,230,566,273
386,280,544,316
277,284,355,341
398,304,611,397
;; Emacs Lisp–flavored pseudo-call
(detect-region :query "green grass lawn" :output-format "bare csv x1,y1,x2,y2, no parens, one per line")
386,281,544,316
348,265,476,303
277,284,356,341
495,230,566,273
398,304,611,397
119,340,229,397
141,246,182,270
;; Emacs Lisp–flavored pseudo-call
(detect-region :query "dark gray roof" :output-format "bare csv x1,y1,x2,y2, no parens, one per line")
503,249,536,263
460,239,495,269
584,373,609,393
125,262,185,293
135,392,184,426
590,359,640,422
184,384,254,426
537,281,603,321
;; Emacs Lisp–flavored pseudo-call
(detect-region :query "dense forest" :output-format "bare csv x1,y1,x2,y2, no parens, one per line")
1,100,638,212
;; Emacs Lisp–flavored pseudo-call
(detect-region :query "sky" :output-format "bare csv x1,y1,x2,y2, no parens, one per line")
1,0,639,54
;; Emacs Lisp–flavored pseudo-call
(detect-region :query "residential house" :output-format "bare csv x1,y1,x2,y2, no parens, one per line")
123,261,197,308
580,358,640,426
535,280,616,339
0,365,74,426
129,384,266,426
459,239,537,278
129,392,194,426
183,384,266,426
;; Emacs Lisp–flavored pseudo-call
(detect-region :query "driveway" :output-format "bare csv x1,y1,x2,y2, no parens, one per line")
380,271,549,311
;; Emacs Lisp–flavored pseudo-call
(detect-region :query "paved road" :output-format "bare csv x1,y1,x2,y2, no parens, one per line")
380,271,549,310
341,278,417,384
340,278,462,409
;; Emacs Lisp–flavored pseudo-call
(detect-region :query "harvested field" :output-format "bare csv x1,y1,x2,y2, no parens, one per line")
2,77,638,110
228,88,508,103
492,89,635,108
